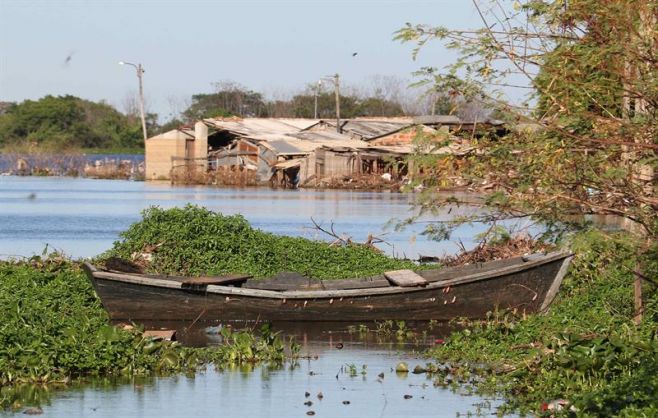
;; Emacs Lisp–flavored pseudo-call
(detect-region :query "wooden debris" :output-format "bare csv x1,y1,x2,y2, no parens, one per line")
441,237,555,267
143,330,176,341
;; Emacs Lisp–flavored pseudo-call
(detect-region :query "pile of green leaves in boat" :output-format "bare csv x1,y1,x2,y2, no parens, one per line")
102,205,417,279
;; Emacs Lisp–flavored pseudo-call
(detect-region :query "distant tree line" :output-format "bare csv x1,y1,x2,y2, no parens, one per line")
0,77,492,150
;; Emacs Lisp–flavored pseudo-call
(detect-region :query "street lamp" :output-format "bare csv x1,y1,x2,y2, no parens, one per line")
321,73,341,133
314,79,323,120
119,61,148,141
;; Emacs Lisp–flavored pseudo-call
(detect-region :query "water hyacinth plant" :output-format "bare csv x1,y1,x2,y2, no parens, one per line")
103,205,416,279
0,256,298,410
428,231,658,416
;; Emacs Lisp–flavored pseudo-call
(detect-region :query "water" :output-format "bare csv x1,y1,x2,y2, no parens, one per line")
2,323,502,418
0,175,504,417
4,342,499,418
0,176,490,259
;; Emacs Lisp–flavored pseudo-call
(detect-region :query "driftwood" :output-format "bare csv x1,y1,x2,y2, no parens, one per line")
310,217,388,252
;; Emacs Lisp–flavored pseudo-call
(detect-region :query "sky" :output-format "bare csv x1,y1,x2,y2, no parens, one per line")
0,0,480,119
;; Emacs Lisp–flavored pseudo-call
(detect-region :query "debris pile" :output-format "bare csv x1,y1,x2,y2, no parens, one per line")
441,237,555,267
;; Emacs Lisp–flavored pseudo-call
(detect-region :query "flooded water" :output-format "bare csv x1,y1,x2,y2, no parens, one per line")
0,175,507,417
2,324,503,418
0,176,492,260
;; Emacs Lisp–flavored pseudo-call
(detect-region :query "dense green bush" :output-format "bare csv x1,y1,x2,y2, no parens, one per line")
0,95,143,150
104,205,416,279
0,257,293,410
428,231,658,416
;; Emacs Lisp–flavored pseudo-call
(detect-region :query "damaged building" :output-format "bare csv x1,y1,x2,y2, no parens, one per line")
145,116,487,188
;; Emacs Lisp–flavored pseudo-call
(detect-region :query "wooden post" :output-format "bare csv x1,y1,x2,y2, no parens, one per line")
633,269,643,325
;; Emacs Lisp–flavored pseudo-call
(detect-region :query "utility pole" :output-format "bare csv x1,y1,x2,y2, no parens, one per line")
119,61,148,141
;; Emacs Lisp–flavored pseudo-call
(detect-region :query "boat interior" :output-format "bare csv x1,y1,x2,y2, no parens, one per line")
98,254,541,291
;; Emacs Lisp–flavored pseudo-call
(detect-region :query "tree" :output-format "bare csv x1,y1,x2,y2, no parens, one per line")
183,81,269,120
0,95,143,149
396,0,657,240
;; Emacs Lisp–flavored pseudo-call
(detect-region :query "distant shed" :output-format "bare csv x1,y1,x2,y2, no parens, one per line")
145,121,208,180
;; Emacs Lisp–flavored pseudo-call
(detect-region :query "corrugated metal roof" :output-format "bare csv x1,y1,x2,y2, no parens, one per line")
266,140,312,155
287,130,366,145
413,115,462,125
345,120,412,139
203,118,319,140
316,119,413,140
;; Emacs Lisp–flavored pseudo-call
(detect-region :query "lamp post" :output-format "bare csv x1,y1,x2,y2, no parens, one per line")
314,79,322,120
119,61,147,141
321,74,341,133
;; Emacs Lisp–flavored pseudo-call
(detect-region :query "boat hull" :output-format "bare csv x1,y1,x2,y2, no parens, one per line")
85,252,572,322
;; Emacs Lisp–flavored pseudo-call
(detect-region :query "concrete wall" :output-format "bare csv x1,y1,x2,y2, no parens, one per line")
193,121,208,170
145,130,188,180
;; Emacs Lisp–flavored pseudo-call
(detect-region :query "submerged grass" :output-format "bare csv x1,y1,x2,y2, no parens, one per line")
428,230,658,416
103,205,416,279
0,256,295,410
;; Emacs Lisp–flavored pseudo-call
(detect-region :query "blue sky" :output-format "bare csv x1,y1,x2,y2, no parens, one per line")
0,0,479,118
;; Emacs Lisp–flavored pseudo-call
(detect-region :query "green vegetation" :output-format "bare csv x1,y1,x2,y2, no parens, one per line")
396,0,657,239
428,231,658,416
395,1,658,415
103,205,415,278
0,95,146,151
0,255,296,410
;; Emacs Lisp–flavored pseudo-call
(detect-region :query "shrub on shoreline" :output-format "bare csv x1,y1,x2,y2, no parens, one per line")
429,231,658,416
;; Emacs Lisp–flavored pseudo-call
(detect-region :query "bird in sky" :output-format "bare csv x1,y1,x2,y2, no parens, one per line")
352,52,358,57
63,51,76,67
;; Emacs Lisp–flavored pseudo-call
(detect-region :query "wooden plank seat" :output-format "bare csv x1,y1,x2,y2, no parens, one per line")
384,269,428,287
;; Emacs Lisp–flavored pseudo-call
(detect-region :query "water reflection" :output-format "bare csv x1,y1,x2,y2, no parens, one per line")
134,320,454,350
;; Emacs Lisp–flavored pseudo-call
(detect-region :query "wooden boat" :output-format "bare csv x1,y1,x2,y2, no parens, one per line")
82,251,572,322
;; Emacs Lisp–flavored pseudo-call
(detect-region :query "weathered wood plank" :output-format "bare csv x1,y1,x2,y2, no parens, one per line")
384,269,428,287
182,274,251,286
244,272,322,290
320,276,390,290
